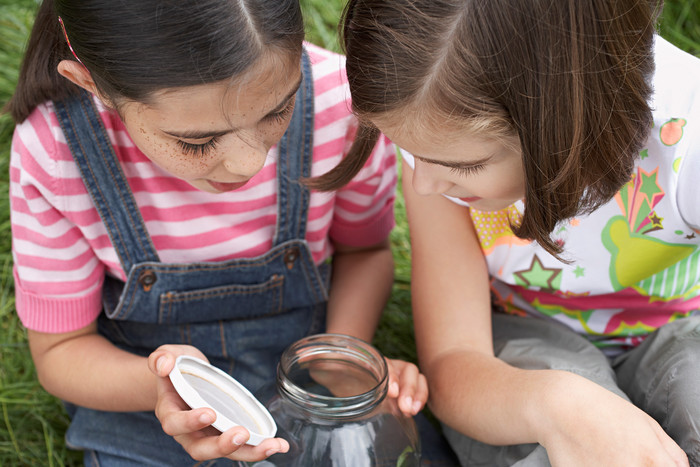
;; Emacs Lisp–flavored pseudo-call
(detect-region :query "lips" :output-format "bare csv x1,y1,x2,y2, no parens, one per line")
208,179,250,192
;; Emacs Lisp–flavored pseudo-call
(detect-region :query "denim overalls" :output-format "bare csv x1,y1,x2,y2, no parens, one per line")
53,51,328,466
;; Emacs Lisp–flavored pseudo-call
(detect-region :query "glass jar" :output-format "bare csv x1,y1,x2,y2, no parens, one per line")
247,333,420,467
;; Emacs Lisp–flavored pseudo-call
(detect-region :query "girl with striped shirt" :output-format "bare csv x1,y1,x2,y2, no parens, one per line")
6,0,427,464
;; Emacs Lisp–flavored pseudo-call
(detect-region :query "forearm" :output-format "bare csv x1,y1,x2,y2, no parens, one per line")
325,238,394,342
28,325,157,412
426,348,570,445
403,160,541,445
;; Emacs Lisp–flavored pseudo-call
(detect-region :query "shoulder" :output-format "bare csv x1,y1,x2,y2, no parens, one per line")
305,42,350,105
652,38,700,228
304,42,355,154
649,38,700,164
653,36,700,72
305,41,347,77
12,101,65,169
11,96,130,191
650,36,700,117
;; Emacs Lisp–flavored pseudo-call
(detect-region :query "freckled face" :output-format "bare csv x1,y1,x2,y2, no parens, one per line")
118,53,302,193
375,116,526,212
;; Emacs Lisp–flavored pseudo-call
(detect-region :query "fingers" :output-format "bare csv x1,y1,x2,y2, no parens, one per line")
148,344,208,377
146,345,289,462
219,435,290,463
156,394,215,437
386,359,429,416
173,426,289,462
652,421,689,467
156,386,290,462
148,349,176,377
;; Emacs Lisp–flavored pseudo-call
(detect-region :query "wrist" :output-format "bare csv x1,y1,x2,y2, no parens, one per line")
526,369,580,446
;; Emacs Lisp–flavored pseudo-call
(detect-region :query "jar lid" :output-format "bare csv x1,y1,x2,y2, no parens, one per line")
168,356,276,446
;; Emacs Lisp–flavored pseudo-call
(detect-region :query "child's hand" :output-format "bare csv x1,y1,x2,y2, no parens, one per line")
541,372,689,467
385,358,428,417
147,345,289,463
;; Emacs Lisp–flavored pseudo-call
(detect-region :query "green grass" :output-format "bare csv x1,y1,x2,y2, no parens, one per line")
0,1,698,465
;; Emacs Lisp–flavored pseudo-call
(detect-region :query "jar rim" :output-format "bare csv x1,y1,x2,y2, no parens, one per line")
277,333,389,418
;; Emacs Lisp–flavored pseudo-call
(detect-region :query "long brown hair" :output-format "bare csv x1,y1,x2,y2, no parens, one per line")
316,0,661,258
5,0,304,123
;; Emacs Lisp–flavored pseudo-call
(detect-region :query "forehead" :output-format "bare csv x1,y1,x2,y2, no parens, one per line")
126,51,301,124
375,114,519,163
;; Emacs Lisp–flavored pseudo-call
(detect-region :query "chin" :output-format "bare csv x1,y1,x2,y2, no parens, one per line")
189,181,219,193
469,200,519,212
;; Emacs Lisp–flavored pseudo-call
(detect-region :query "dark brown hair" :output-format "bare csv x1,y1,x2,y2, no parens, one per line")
316,0,661,258
6,0,304,123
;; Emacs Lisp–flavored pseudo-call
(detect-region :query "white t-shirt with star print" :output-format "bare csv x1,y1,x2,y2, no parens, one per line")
403,36,700,355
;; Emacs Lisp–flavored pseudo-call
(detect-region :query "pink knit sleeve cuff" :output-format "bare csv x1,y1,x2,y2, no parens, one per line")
14,269,103,333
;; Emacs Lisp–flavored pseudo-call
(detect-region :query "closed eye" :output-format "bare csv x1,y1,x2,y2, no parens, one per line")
449,164,485,176
262,98,295,124
176,137,219,157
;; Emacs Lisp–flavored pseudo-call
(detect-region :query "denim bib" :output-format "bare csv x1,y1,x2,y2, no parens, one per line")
53,51,328,465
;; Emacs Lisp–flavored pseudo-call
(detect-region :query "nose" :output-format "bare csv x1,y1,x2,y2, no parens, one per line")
411,160,453,196
222,136,268,178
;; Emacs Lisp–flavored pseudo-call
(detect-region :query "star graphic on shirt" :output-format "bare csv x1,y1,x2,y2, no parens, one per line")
649,212,663,229
639,148,649,160
514,255,562,291
573,266,585,278
639,170,663,204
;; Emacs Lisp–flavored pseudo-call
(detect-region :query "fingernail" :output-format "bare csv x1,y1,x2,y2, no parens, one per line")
412,400,422,414
265,449,278,457
233,433,247,446
390,382,399,394
403,396,413,410
156,357,165,373
199,412,214,424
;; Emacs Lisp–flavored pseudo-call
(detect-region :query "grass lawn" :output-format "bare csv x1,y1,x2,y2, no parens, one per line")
1,1,698,465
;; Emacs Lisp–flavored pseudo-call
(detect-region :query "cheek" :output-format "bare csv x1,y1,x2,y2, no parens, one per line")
504,164,526,198
130,129,216,179
263,120,292,148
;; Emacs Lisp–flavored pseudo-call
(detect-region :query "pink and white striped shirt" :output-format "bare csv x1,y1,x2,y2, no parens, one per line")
10,43,397,333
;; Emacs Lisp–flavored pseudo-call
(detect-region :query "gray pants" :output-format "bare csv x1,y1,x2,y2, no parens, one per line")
443,313,700,466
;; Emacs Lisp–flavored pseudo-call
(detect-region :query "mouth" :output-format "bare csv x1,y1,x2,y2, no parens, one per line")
207,179,250,192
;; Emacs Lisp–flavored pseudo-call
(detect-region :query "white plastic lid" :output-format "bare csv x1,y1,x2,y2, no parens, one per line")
168,355,277,446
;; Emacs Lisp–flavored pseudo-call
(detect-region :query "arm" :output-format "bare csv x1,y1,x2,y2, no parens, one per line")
326,238,427,416
325,238,394,341
28,323,157,411
403,161,535,442
403,161,688,465
29,323,288,461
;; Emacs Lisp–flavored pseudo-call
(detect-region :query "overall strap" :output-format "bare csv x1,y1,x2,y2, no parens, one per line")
274,49,315,245
53,90,160,272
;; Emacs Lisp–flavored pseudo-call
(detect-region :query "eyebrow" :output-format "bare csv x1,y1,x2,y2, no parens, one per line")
415,153,494,169
161,74,303,140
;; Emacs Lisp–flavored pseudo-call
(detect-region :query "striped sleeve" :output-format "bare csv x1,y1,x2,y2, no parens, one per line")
10,105,106,332
303,43,397,248
329,132,397,247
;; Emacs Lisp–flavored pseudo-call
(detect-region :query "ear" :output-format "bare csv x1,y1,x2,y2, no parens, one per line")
57,60,115,107
57,60,97,93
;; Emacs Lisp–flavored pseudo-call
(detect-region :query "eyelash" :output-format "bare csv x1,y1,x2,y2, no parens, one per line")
177,138,219,157
263,99,295,123
449,165,485,176
175,99,295,157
